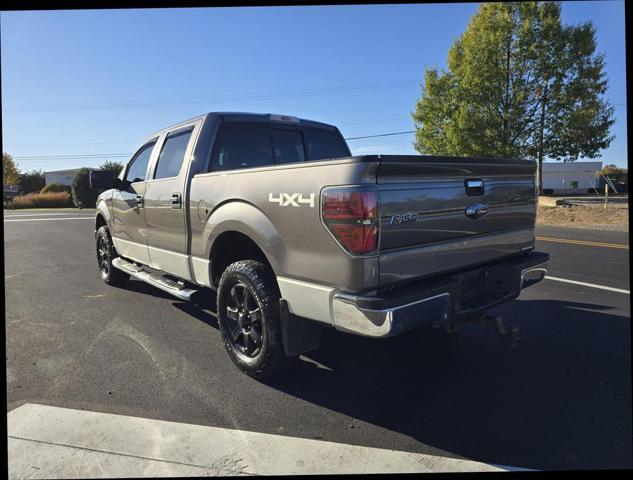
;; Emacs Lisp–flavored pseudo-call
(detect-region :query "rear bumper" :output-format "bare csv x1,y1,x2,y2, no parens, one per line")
331,251,549,338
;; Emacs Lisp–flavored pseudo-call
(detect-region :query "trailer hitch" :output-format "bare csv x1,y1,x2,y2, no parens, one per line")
475,313,521,347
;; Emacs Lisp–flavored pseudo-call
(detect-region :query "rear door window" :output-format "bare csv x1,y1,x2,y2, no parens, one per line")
125,140,157,183
154,127,193,179
304,127,350,161
210,123,273,171
272,129,305,165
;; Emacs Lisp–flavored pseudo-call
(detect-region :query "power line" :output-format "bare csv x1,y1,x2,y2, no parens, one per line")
5,80,419,113
345,130,415,141
14,153,131,160
12,130,418,161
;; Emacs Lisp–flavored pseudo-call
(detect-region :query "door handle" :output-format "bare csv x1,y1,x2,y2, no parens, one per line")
136,194,144,208
171,192,182,209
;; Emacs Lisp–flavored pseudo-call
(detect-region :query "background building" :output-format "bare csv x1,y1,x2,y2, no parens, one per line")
541,161,602,195
44,168,81,186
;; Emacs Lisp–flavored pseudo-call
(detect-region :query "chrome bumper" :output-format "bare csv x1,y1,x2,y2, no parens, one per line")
331,252,549,338
332,291,452,337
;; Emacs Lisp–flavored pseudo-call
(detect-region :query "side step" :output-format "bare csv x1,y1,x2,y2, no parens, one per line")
112,257,198,301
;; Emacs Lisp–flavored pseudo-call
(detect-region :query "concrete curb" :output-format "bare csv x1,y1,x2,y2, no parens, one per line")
8,403,512,477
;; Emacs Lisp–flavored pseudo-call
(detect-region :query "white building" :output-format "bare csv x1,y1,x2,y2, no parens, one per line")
541,161,602,195
44,168,81,186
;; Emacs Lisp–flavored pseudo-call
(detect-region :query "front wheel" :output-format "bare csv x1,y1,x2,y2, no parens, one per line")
217,260,289,379
96,226,129,286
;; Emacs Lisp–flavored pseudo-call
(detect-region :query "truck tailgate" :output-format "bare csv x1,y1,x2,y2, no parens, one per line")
375,155,536,287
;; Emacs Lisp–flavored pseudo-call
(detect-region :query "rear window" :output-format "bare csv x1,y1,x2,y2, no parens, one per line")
304,127,349,161
210,123,273,171
208,121,350,172
272,129,305,165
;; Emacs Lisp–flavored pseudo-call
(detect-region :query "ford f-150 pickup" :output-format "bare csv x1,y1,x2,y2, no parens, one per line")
90,112,549,378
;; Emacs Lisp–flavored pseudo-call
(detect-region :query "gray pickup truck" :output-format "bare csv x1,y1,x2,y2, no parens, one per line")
90,112,549,378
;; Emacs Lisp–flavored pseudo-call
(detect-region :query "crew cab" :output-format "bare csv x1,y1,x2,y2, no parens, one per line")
90,112,549,378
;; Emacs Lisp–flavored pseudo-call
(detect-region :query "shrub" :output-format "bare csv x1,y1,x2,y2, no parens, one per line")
41,183,72,194
99,160,125,176
13,192,74,209
71,167,98,208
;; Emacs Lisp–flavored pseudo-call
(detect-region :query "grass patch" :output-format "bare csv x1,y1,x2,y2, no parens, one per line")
12,192,74,209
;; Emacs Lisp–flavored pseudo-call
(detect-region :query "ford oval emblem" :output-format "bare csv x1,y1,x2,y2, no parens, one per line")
465,203,489,219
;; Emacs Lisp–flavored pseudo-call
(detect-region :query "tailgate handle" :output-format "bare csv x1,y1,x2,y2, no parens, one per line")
465,179,484,196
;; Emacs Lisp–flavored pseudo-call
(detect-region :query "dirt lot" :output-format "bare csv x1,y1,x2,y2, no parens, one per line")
537,204,629,231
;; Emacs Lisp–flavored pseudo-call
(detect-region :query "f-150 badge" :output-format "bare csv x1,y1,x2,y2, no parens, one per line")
269,193,315,208
390,213,419,224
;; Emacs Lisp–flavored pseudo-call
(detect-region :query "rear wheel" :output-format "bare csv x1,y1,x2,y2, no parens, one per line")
96,226,129,286
217,260,289,379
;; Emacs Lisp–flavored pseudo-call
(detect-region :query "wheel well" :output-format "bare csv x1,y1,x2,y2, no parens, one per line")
95,213,107,232
210,231,274,288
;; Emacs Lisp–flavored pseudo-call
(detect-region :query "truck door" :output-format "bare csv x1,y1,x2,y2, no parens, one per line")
143,123,198,280
111,138,157,265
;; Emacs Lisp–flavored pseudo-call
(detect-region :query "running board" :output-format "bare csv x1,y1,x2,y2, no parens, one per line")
112,257,198,301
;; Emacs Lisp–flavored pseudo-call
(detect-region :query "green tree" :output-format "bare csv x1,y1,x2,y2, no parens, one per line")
99,160,125,176
3,153,20,185
17,169,46,194
412,1,615,192
71,167,98,208
601,164,627,183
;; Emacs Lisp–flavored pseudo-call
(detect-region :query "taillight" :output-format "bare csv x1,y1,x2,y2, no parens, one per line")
321,187,379,255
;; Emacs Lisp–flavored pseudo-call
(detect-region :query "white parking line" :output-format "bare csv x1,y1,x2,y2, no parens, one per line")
545,275,630,295
4,217,94,222
8,403,522,477
3,212,90,217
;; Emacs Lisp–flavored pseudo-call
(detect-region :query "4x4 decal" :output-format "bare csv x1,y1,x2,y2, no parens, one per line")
268,193,315,208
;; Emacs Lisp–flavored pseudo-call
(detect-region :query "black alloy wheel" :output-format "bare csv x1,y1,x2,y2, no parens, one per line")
97,234,110,277
216,260,289,379
96,225,129,286
224,281,263,358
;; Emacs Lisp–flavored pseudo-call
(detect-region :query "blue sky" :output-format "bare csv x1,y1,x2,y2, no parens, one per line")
1,1,627,172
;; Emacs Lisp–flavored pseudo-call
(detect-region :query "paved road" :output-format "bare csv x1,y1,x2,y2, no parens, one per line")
536,225,629,291
4,210,631,471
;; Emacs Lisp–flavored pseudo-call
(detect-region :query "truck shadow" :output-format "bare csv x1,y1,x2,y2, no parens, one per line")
129,280,631,471
269,298,631,471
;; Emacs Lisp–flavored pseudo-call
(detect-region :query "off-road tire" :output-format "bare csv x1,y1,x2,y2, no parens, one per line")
96,226,129,286
217,260,289,379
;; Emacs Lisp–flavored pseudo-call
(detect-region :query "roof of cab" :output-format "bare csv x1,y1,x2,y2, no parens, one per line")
148,111,338,139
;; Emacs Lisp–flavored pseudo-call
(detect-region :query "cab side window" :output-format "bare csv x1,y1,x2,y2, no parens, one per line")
153,127,194,180
210,123,273,171
125,140,156,183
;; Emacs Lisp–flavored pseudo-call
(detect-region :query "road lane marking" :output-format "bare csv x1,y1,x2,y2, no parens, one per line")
4,217,94,222
4,212,94,218
8,403,524,476
545,275,629,294
536,236,629,250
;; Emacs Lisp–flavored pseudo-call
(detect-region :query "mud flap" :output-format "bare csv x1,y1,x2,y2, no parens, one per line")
279,299,323,357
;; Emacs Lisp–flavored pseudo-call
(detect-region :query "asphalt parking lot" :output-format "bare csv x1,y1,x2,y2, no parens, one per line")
4,209,632,471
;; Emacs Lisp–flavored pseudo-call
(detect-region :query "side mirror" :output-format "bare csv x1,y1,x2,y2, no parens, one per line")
89,170,117,190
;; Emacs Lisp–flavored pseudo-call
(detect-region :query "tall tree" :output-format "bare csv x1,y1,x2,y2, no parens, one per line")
412,2,615,192
3,153,20,185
